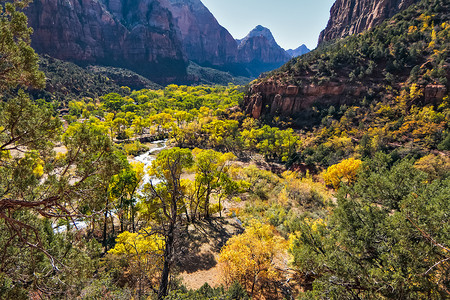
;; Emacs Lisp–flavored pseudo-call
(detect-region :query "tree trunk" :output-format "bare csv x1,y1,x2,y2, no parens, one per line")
111,211,115,237
158,223,174,300
205,187,211,219
131,204,136,233
138,273,142,300
103,196,109,253
120,198,124,233
184,205,190,223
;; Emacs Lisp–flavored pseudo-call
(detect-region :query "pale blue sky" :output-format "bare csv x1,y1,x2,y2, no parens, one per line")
201,0,335,50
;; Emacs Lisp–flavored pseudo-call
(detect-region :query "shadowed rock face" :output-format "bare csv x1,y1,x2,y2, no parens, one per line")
236,26,291,77
238,25,290,64
26,0,187,83
25,0,300,81
168,0,238,66
318,0,419,44
238,36,287,65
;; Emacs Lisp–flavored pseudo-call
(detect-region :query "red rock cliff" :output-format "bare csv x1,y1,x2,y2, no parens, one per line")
26,0,187,83
168,0,238,66
244,78,366,119
237,25,291,77
318,0,419,44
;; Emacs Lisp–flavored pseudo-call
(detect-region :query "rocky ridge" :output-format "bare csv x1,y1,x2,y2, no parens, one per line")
26,0,187,83
243,0,448,124
244,77,366,119
318,0,420,44
168,0,238,66
286,45,311,58
236,25,291,77
26,0,298,81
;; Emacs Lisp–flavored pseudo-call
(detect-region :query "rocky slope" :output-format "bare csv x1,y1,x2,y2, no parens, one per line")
26,0,187,83
30,55,162,103
286,45,310,57
237,26,291,77
244,79,365,119
238,26,290,64
318,0,420,44
25,0,304,82
244,0,449,125
168,0,238,66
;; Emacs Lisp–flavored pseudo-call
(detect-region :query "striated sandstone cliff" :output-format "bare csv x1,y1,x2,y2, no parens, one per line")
243,69,448,121
168,0,238,66
26,0,303,81
318,0,419,44
244,78,366,119
26,0,187,83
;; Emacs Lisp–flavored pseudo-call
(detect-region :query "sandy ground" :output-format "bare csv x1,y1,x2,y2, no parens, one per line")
179,243,223,290
176,217,244,290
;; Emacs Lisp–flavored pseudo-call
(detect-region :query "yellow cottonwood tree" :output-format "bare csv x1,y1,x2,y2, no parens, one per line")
190,148,236,219
323,158,362,189
108,228,164,299
219,221,287,298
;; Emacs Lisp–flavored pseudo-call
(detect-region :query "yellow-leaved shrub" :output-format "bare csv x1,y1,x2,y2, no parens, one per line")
219,221,287,298
323,158,362,189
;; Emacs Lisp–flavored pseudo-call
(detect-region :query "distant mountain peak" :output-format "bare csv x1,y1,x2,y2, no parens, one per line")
236,25,290,75
254,25,266,31
239,25,278,49
286,44,310,57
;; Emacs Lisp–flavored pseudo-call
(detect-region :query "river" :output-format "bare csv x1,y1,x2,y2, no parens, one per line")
134,139,167,189
53,140,168,233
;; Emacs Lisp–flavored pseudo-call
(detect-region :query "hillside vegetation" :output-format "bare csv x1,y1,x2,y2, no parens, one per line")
0,0,448,299
29,56,252,105
247,0,449,168
275,0,448,88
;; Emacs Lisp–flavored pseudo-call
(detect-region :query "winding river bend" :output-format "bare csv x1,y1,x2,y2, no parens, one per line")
54,140,168,233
